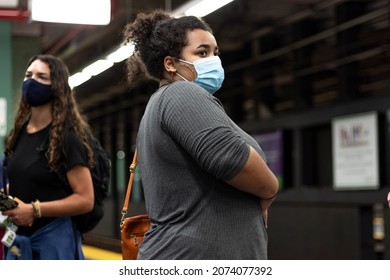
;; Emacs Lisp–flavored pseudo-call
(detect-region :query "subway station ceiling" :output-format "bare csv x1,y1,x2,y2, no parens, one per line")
1,0,375,118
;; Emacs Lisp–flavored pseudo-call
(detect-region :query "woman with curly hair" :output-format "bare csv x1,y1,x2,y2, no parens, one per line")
123,10,279,260
2,55,94,259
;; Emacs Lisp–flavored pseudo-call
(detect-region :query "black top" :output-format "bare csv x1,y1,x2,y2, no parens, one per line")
6,123,88,235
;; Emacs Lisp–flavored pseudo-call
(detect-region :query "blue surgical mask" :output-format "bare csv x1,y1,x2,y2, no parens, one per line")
22,79,54,107
176,56,225,94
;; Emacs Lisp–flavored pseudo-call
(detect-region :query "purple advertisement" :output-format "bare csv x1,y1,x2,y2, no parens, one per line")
252,130,284,188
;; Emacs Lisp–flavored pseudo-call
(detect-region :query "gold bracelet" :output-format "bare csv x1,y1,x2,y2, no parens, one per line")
31,200,41,218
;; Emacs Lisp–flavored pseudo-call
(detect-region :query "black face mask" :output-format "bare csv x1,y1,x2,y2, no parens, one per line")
22,79,54,107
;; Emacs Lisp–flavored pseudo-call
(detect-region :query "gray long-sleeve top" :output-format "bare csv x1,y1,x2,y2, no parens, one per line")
137,81,268,260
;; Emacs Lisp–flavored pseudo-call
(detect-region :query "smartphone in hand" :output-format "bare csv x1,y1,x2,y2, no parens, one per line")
0,192,19,212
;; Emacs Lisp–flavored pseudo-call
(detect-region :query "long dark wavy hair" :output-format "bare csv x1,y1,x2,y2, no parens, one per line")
5,54,94,171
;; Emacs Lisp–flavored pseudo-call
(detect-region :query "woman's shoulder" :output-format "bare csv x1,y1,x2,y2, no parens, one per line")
154,81,225,115
159,81,215,103
166,80,205,94
62,128,83,147
61,128,88,160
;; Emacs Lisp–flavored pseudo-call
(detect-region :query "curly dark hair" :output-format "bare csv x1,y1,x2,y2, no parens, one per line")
5,54,94,171
122,10,212,83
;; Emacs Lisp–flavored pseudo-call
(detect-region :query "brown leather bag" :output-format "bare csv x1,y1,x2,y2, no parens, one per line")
120,149,150,260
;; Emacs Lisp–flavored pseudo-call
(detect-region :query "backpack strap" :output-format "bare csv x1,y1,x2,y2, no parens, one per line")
120,149,137,228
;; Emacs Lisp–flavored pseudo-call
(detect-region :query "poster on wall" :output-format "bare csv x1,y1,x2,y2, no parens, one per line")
332,111,379,190
252,130,284,189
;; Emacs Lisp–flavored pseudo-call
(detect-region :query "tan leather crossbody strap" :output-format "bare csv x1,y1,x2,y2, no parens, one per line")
120,149,138,227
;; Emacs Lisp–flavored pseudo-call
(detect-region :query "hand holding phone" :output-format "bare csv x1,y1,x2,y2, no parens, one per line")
0,192,19,212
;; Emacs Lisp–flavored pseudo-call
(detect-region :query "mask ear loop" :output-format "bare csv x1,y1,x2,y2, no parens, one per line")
175,72,189,81
175,60,197,81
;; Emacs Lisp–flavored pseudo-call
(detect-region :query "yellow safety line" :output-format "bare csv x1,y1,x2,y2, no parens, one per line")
82,244,122,260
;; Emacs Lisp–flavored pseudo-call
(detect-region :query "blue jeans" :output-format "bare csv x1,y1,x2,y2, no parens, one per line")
3,217,84,260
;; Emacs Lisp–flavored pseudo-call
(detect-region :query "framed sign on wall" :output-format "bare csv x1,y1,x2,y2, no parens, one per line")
332,111,379,190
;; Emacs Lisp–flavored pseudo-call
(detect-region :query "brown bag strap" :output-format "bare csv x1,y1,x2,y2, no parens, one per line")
120,149,138,228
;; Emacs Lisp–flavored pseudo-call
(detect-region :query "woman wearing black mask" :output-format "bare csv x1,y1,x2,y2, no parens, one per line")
123,10,279,260
2,55,94,259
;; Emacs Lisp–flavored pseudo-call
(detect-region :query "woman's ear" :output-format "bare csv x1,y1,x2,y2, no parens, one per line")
163,56,177,73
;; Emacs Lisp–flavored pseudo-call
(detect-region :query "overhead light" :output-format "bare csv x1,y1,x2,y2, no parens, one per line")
69,72,91,88
69,44,133,88
69,59,113,88
1,0,18,8
30,0,111,25
82,59,113,76
106,44,135,63
173,0,235,17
